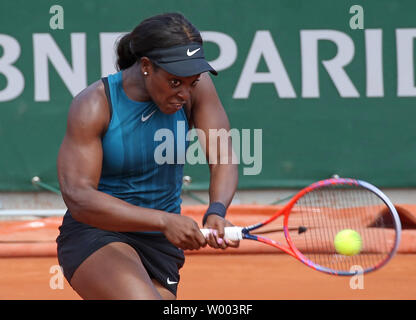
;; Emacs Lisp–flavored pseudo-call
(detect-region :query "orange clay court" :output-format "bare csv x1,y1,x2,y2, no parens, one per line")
0,204,415,300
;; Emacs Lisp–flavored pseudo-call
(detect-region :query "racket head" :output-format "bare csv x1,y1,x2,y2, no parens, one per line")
282,178,401,276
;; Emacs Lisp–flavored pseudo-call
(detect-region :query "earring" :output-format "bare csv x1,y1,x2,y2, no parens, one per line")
143,71,148,76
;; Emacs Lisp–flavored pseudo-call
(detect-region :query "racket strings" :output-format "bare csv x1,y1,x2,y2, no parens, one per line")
357,188,382,268
287,184,395,273
349,189,368,268
339,188,361,269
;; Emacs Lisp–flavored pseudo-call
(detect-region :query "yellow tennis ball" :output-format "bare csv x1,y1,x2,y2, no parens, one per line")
334,229,362,256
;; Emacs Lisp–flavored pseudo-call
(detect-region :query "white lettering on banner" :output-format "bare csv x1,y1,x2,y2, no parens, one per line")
0,34,24,102
233,30,296,99
2,29,416,101
396,29,416,97
201,31,238,71
365,29,384,97
33,33,87,101
100,32,126,77
301,30,359,98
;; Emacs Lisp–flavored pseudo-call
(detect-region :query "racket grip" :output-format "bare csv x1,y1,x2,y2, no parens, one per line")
200,227,243,241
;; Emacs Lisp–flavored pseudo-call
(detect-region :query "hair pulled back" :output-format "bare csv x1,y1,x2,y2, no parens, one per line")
116,12,203,71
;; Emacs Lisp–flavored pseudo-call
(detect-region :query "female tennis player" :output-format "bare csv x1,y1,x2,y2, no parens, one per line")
56,12,239,300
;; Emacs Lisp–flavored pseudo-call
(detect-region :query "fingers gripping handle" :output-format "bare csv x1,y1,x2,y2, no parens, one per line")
200,227,243,241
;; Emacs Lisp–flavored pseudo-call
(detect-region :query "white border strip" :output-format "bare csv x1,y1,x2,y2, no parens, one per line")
0,209,66,216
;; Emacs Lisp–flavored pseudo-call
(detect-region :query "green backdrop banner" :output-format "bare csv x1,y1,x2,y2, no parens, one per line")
1,0,416,191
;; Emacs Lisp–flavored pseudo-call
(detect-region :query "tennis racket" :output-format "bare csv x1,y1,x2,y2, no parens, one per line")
201,178,402,276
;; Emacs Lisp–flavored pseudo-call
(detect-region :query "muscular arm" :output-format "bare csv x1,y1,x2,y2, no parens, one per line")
57,81,205,249
192,73,239,244
192,73,238,208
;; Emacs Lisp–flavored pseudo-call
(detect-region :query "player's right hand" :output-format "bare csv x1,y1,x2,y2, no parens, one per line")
161,214,207,250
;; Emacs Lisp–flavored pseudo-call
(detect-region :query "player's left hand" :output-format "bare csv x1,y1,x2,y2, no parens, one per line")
203,215,240,249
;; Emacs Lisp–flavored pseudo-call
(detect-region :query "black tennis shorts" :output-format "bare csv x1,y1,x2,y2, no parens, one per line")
56,211,185,297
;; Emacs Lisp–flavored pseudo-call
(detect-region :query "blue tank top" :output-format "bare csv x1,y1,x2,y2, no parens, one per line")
97,71,189,214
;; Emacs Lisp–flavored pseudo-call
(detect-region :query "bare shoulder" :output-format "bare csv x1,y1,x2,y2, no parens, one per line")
191,72,229,129
67,79,110,137
190,73,222,112
192,73,224,110
193,72,217,101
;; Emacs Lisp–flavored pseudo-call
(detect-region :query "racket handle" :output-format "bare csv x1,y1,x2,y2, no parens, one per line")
200,227,243,241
